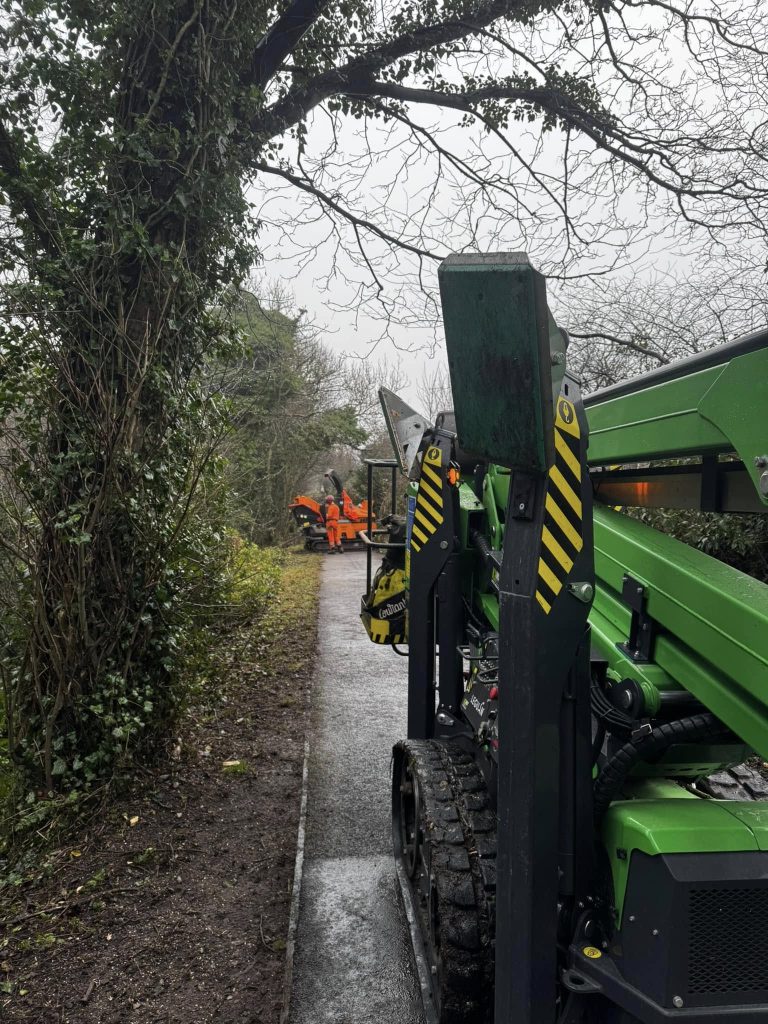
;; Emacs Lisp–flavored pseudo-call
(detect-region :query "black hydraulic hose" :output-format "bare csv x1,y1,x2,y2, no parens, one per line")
591,722,606,767
468,532,499,598
470,530,500,594
593,713,729,826
471,528,493,564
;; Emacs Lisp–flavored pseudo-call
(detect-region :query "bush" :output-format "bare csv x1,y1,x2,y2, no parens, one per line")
225,538,284,622
632,508,768,584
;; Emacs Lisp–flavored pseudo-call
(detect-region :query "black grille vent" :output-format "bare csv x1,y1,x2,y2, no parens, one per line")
688,887,768,994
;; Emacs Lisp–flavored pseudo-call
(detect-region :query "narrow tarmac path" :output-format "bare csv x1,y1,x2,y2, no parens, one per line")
288,551,426,1024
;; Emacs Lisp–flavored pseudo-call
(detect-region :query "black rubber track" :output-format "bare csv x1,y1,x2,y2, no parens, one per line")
394,740,496,1024
307,539,365,552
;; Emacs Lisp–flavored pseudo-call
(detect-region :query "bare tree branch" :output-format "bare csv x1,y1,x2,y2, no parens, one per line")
254,159,444,261
568,330,669,364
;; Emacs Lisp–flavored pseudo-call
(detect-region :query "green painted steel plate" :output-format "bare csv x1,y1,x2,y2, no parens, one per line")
439,253,554,474
603,792,766,919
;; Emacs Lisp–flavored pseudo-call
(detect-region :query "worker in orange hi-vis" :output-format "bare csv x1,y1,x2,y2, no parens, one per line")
324,494,344,553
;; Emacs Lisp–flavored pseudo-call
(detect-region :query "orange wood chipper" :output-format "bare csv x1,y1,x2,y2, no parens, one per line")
288,470,375,551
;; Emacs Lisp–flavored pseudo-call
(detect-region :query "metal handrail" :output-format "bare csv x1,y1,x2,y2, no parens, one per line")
359,530,406,551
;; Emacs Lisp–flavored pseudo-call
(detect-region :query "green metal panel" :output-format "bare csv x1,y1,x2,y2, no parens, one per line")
602,786,766,921
586,340,768,505
477,591,500,631
592,505,768,759
458,480,483,550
587,367,728,462
482,465,509,550
719,803,768,850
698,348,768,502
439,253,555,474
459,481,483,513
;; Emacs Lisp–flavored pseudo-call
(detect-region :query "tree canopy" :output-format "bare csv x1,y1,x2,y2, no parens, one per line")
220,290,366,543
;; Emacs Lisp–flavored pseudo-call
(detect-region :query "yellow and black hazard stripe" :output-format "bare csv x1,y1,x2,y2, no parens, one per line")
411,445,445,553
362,612,405,645
536,396,584,615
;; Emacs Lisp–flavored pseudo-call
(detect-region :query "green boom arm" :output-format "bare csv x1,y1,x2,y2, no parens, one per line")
583,328,768,759
586,330,768,512
591,505,768,760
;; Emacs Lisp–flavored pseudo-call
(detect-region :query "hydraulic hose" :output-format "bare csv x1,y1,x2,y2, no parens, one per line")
471,528,493,564
470,529,500,594
593,712,730,826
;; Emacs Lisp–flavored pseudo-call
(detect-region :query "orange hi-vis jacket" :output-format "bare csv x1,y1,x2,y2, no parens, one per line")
325,500,341,546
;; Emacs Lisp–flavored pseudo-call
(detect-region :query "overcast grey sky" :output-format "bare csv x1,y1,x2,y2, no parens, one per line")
245,1,768,404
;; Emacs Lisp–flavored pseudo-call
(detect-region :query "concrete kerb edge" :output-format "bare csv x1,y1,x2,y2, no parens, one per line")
280,735,311,1024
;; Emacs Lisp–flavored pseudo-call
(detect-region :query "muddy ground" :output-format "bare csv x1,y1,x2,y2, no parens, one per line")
0,551,321,1024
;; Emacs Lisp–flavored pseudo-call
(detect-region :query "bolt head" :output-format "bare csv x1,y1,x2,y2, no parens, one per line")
569,581,594,604
755,455,768,469
439,539,448,550
761,470,768,497
673,996,684,1008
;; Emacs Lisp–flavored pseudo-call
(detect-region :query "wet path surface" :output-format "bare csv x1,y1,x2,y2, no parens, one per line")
289,552,425,1024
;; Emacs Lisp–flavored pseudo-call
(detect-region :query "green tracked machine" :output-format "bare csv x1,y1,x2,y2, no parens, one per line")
360,253,768,1024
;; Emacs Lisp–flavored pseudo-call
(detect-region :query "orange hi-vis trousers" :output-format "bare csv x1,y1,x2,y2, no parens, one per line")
325,503,341,547
326,523,341,546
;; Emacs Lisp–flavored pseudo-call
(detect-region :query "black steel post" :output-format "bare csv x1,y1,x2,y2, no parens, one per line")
406,432,455,739
366,461,373,594
437,555,464,714
406,578,436,738
495,389,594,1024
557,630,594,905
496,471,560,1023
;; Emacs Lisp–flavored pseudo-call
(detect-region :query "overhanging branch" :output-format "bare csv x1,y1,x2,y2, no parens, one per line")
254,160,444,262
569,330,669,364
251,0,332,89
252,0,526,140
343,80,756,203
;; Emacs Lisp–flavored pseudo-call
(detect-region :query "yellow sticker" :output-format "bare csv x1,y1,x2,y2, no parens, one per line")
556,397,580,439
582,946,602,959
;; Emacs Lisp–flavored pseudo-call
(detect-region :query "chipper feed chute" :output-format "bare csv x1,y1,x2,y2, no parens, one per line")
360,250,768,1024
379,387,432,476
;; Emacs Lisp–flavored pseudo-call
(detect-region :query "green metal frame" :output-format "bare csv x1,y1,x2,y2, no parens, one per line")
591,505,768,760
586,332,768,506
375,255,768,1021
452,324,768,947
